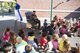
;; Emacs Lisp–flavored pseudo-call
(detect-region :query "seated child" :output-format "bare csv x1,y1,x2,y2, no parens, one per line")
44,35,53,52
40,32,47,49
27,31,38,49
23,44,37,53
52,33,59,53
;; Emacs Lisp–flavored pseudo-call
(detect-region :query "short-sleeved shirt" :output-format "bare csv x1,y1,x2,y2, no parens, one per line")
40,37,47,47
59,39,64,51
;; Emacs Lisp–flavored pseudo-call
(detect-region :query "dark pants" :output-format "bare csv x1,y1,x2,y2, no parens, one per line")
33,19,41,29
52,49,57,53
34,38,39,46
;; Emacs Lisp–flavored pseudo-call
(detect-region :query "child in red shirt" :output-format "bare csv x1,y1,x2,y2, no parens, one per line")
40,32,47,49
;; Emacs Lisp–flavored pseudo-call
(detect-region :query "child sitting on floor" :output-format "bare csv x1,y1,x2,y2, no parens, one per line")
40,32,47,49
44,35,53,52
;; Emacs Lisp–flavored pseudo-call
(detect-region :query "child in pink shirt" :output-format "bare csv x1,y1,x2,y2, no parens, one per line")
3,28,10,42
52,33,59,53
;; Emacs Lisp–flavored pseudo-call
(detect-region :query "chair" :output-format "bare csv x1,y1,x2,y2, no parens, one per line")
25,12,37,29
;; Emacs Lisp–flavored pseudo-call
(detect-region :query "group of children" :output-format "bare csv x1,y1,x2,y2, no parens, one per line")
39,32,72,53
0,28,37,53
42,15,80,37
0,15,80,53
0,27,73,53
